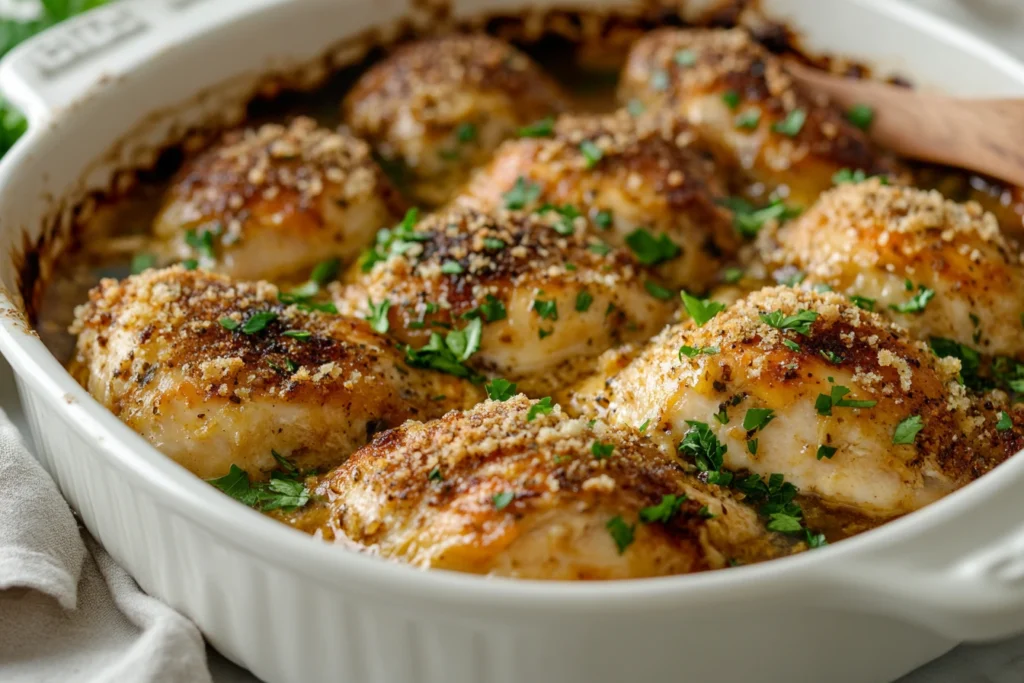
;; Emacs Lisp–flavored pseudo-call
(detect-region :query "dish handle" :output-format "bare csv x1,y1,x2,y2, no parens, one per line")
0,0,279,125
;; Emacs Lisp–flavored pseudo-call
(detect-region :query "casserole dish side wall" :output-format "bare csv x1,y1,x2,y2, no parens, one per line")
2,1,1024,682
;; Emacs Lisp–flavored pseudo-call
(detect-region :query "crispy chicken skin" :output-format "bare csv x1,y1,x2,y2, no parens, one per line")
771,179,1024,357
334,205,675,394
69,267,482,480
618,28,897,208
294,396,801,578
343,34,570,206
569,287,982,517
152,117,404,282
458,109,738,290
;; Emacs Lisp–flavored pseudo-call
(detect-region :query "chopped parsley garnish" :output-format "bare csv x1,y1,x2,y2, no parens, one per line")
527,397,555,421
538,203,581,235
812,283,833,293
310,258,341,286
816,445,837,460
591,441,615,459
639,494,686,524
679,420,730,484
997,411,1014,432
593,209,613,230
680,291,726,327
181,259,199,270
518,117,555,138
502,176,541,210
575,291,594,312
820,350,844,364
699,505,715,519
626,99,646,117
185,225,219,260
773,108,807,137
816,383,877,416
742,408,775,432
359,208,425,272
606,516,635,554
849,294,876,311
625,228,680,265
455,122,477,143
485,378,517,402
644,280,673,300
782,339,801,352
722,90,740,110
775,269,806,287
719,196,801,239
832,168,887,185
588,241,612,256
650,69,670,91
714,409,729,425
747,439,758,455
492,491,514,510
130,252,157,274
846,103,875,131
759,309,818,335
532,298,558,320
723,267,744,284
428,466,443,482
440,260,463,275
889,286,935,314
479,294,507,322
222,311,277,335
638,419,651,433
208,460,310,512
733,472,822,544
735,108,761,129
365,298,390,334
403,321,484,380
538,328,552,339
282,330,311,340
893,415,924,445
674,49,697,66
483,237,506,250
579,140,603,168
679,345,718,360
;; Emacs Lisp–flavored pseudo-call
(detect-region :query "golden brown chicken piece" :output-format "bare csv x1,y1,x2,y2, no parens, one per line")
152,117,404,282
618,28,898,209
69,266,482,480
569,286,983,517
295,395,802,578
770,179,1024,358
343,34,570,206
458,109,738,290
333,205,675,395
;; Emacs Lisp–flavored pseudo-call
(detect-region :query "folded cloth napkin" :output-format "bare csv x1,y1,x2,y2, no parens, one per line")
0,406,212,682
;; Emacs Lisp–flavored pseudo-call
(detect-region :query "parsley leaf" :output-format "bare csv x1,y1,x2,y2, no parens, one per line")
575,291,594,312
130,252,157,274
679,345,718,360
997,411,1014,432
502,176,541,210
735,109,761,129
492,491,514,510
403,326,484,380
518,117,554,138
816,383,878,415
722,90,740,110
846,103,874,131
681,291,726,327
639,494,686,524
723,267,744,284
742,408,775,432
674,49,697,66
625,228,680,265
679,420,729,483
759,309,818,335
644,280,673,300
208,462,310,512
532,298,558,321
773,108,807,136
893,415,924,445
889,286,935,314
579,140,603,168
527,397,555,421
606,516,635,554
849,294,876,311
719,197,800,238
816,445,837,460
365,298,390,334
485,378,517,402
591,441,615,459
359,208,425,272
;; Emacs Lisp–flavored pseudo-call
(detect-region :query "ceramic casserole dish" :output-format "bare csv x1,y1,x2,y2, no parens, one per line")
4,0,1024,681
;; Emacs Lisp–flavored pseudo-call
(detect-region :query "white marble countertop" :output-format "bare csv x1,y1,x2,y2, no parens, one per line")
5,1,1024,681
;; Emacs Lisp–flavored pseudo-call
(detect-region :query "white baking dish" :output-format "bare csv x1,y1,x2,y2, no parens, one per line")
3,1,1024,681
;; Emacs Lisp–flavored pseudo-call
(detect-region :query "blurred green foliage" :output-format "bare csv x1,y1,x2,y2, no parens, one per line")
0,0,110,155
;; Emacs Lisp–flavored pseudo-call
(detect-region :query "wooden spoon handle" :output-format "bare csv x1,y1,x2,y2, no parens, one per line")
789,62,1024,188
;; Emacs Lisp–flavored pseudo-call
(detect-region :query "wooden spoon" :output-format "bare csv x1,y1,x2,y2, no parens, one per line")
787,61,1024,188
